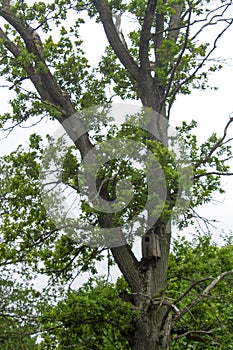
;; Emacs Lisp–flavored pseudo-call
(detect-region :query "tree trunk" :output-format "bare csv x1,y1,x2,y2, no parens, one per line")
131,308,172,350
128,223,172,350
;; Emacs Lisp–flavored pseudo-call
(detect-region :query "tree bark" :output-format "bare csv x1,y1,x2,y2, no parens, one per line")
131,305,172,350
128,292,173,349
125,223,172,350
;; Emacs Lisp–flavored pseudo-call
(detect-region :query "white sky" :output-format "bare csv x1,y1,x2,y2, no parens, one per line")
170,26,233,240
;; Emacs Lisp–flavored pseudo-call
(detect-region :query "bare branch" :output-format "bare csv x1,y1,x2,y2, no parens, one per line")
174,270,233,321
168,19,233,115
173,329,218,341
203,270,233,294
194,116,233,170
194,171,233,179
191,2,233,40
189,207,219,232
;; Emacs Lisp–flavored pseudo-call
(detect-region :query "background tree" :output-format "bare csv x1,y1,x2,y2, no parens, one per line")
169,233,233,349
0,278,42,350
0,1,233,349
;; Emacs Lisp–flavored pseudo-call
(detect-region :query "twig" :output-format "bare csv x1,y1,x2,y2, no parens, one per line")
173,328,218,341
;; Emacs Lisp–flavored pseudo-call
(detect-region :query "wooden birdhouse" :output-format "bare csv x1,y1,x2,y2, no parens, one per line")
142,234,161,259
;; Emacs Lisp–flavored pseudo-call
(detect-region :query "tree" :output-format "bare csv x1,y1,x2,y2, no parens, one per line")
168,233,233,349
0,1,233,349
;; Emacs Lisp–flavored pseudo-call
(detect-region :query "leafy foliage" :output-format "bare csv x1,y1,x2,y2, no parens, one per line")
0,134,104,281
39,278,134,350
0,279,41,350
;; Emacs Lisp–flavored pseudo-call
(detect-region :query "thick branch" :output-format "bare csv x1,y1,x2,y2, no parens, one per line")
167,3,184,42
111,244,143,294
139,0,158,71
0,6,43,56
92,0,140,81
0,6,144,294
153,12,164,57
0,27,21,56
0,9,69,108
0,8,93,158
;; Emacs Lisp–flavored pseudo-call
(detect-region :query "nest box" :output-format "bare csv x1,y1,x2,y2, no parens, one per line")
142,234,161,259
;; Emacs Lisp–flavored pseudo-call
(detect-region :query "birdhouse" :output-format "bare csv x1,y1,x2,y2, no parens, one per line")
142,234,161,259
